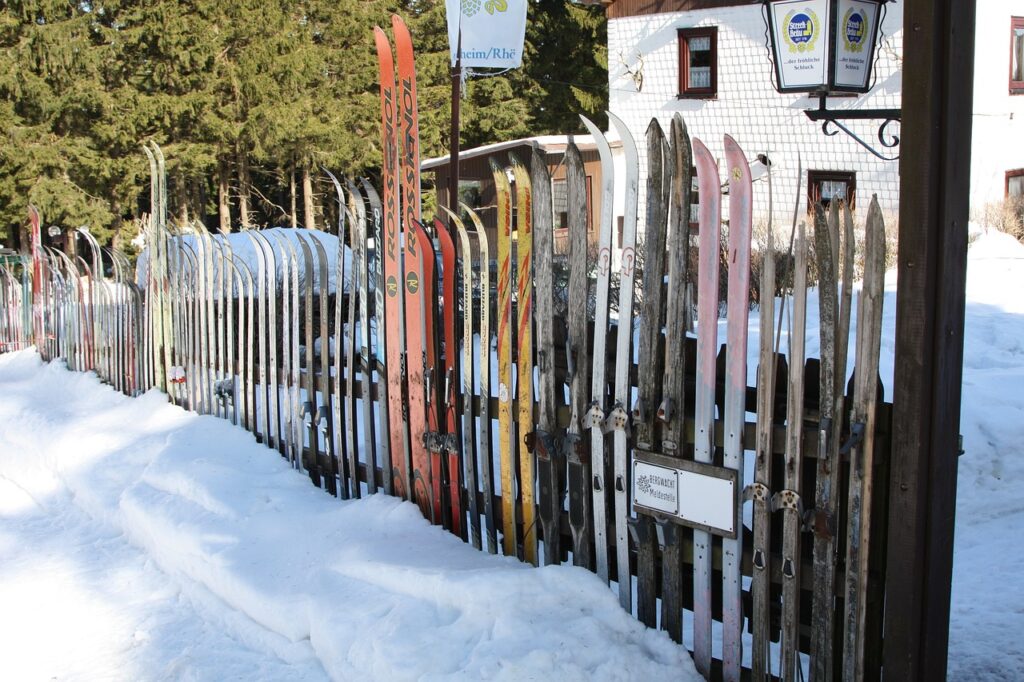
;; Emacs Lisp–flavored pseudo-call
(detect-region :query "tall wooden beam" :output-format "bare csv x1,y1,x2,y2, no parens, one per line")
884,1,976,680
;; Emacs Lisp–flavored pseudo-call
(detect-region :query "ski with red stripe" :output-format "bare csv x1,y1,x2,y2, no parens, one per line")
490,158,516,557
434,217,464,538
510,154,536,565
373,25,410,501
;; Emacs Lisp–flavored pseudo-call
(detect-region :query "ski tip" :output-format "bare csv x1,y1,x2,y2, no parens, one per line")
578,115,602,140
391,13,410,37
646,117,665,140
692,136,713,162
607,111,637,158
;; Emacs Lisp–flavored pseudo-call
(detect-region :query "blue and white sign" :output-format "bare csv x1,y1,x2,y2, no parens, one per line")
769,0,830,90
445,0,528,69
833,0,880,89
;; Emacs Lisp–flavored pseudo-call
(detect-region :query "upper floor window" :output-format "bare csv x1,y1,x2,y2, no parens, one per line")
678,27,717,99
1011,17,1024,94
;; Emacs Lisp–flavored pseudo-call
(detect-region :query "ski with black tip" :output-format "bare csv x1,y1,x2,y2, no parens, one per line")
442,206,480,548
631,118,670,628
463,204,497,553
362,177,392,495
349,179,377,495
528,145,562,567
326,178,351,498
563,138,592,570
434,216,463,536
749,153,781,682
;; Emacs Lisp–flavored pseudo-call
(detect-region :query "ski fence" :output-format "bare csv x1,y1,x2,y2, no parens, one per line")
0,127,894,682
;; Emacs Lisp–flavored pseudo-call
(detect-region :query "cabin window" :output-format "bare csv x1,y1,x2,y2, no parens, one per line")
1007,169,1024,197
552,176,594,231
678,27,718,98
808,170,856,212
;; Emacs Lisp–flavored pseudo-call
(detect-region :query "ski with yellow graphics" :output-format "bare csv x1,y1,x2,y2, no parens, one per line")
491,158,516,557
510,154,536,565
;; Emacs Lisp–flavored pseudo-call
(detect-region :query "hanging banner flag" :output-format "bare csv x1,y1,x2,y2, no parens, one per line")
445,0,528,69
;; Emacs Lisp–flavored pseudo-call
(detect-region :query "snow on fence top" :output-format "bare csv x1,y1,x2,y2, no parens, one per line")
136,227,353,295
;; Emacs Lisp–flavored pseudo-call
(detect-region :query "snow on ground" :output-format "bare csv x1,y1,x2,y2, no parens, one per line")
2,229,1023,680
0,352,695,681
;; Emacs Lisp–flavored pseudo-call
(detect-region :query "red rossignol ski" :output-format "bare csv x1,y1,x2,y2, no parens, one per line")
434,217,464,538
373,26,410,501
394,14,435,521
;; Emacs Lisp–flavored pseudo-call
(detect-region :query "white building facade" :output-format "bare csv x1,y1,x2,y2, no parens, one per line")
971,1,1024,212
601,0,1024,234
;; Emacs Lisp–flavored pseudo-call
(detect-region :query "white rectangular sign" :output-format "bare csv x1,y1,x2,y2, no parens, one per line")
632,454,737,537
445,0,528,69
832,0,879,90
770,0,830,91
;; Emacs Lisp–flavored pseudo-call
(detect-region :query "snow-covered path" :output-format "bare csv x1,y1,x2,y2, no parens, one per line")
0,475,328,680
0,351,695,681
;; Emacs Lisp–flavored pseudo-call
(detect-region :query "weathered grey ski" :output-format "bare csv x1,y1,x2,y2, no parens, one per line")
841,197,886,682
630,118,670,628
750,158,778,682
563,138,592,570
657,113,692,644
809,200,839,681
529,145,562,567
776,220,808,682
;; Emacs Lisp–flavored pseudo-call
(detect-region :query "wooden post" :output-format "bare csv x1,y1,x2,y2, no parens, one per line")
883,1,975,680
448,31,462,218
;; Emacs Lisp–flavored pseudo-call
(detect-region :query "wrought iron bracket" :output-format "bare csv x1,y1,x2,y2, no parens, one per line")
804,94,901,161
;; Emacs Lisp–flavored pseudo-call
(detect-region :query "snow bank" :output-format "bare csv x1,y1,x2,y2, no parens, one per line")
0,350,696,681
135,227,353,295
